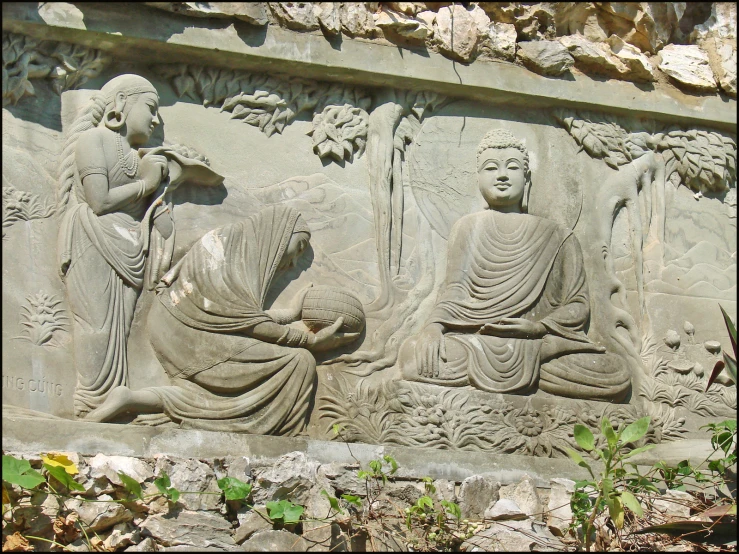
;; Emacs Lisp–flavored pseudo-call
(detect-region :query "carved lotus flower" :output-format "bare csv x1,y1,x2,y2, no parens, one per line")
514,411,544,437
308,104,368,163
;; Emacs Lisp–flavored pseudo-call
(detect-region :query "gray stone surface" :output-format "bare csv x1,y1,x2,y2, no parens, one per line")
658,44,718,90
499,475,543,519
0,6,737,532
241,530,309,552
484,498,528,521
3,2,733,129
458,475,500,519
139,510,237,550
517,40,575,76
547,478,575,534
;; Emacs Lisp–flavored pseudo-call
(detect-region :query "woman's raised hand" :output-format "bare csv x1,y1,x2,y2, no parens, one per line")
139,152,169,195
306,317,360,352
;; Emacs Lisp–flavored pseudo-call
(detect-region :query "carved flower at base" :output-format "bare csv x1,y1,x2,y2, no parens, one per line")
491,400,576,457
515,411,544,437
308,104,368,163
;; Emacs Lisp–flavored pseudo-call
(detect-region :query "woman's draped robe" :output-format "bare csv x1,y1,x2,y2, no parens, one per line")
58,127,176,417
144,206,316,436
401,210,630,400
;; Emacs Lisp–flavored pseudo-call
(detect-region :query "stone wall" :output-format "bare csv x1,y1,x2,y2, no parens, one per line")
141,2,737,96
1,3,736,550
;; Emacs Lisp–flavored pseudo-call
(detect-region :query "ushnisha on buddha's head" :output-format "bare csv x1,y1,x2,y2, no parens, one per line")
476,129,532,213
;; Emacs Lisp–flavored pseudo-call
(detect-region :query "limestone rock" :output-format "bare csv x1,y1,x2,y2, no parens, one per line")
66,495,133,533
340,3,378,38
498,475,542,518
596,2,685,54
242,530,309,552
701,37,737,97
658,44,717,91
480,2,557,41
317,462,364,498
251,451,320,505
415,10,436,29
155,456,222,511
559,34,629,77
144,2,269,25
386,3,426,16
89,454,154,487
140,509,236,549
487,22,517,61
374,9,431,41
435,4,490,63
269,2,320,31
222,456,252,482
103,522,141,550
484,498,528,521
315,2,341,35
517,40,574,76
463,519,563,552
433,479,457,503
301,476,339,549
124,537,158,552
386,482,425,506
233,507,271,545
653,489,694,519
547,478,575,534
606,35,657,81
458,475,499,519
690,2,737,43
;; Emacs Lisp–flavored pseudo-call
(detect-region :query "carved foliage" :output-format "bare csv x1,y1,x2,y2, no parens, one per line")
2,32,110,106
308,104,368,162
157,63,371,162
320,378,687,458
555,110,737,193
2,183,55,238
15,293,69,347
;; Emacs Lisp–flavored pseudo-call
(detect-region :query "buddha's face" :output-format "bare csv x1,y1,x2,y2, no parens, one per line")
477,147,527,212
278,231,310,272
124,92,160,146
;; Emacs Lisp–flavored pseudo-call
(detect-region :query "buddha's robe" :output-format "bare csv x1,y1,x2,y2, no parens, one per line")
402,210,628,399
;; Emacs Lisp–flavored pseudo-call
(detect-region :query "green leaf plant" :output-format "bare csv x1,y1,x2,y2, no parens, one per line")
566,416,654,551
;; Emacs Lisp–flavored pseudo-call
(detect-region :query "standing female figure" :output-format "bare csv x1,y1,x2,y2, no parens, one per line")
58,74,171,417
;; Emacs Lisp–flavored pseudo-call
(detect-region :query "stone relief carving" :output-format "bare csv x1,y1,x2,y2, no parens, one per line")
56,74,223,418
14,292,69,347
157,63,371,144
2,182,56,238
2,32,110,106
85,206,361,434
319,377,688,458
0,24,734,456
396,129,628,401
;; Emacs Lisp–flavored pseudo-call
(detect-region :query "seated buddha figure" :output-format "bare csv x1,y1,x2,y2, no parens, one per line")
398,129,630,401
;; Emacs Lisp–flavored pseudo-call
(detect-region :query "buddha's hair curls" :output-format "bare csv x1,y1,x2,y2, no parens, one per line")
476,129,529,169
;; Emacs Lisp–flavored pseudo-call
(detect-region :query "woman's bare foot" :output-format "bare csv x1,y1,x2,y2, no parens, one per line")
85,386,134,422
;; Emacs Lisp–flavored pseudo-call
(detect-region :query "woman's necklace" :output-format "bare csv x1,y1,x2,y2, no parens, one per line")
115,132,139,178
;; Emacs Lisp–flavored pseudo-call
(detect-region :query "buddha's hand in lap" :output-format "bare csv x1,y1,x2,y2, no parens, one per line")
480,318,547,339
307,317,360,352
415,323,446,379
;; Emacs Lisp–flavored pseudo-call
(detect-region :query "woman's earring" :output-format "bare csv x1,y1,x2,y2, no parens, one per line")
104,110,126,131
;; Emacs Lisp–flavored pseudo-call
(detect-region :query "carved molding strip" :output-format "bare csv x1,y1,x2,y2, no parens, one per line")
2,31,110,106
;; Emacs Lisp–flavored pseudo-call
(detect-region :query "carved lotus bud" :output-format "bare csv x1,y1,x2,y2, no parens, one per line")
664,330,681,350
704,340,722,355
683,321,695,341
693,363,704,377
